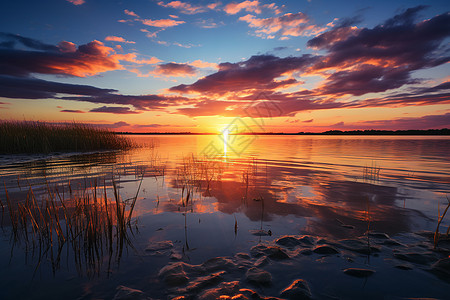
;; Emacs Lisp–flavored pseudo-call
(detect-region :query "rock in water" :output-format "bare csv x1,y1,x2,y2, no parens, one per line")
246,267,272,285
431,258,450,278
313,245,339,255
113,286,151,300
343,268,375,278
145,240,173,252
280,279,312,300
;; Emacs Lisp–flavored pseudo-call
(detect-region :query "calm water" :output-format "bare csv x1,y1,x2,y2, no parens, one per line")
0,135,449,299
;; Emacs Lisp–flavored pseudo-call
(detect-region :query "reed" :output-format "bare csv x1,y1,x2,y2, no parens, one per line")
434,195,450,249
0,120,133,154
363,162,381,181
1,176,141,276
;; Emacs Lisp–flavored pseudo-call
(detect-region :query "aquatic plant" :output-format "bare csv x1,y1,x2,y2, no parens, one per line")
1,177,141,277
363,162,381,181
0,120,133,154
434,195,450,249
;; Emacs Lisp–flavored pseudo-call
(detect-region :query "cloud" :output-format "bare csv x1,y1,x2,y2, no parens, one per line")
132,124,165,128
333,113,450,130
239,12,328,38
152,62,197,77
60,109,85,113
196,19,223,28
157,1,208,14
105,36,136,44
224,1,280,15
89,106,141,114
141,18,185,28
0,32,59,51
189,59,218,69
0,33,161,78
309,7,450,96
124,9,139,17
60,93,190,111
170,54,316,95
67,0,85,5
0,75,116,99
167,7,450,119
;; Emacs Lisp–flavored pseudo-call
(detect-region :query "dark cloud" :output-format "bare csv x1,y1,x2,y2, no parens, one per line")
132,124,164,128
0,34,122,77
273,46,288,51
60,109,85,113
336,113,450,130
309,8,450,97
0,75,116,99
62,94,189,111
152,62,197,77
89,106,141,114
0,32,59,51
170,54,316,95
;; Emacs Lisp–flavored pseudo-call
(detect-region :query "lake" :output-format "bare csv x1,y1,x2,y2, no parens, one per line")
1,135,449,299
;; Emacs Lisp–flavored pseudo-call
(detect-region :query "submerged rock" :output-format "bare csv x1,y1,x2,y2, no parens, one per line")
368,232,390,239
246,267,272,285
145,240,173,254
275,235,315,248
250,244,290,260
280,279,312,300
337,239,380,254
393,252,437,265
184,271,225,293
158,262,203,286
250,229,272,236
202,257,237,272
313,245,339,255
255,256,270,268
431,258,450,278
113,285,151,300
275,236,302,248
395,264,413,270
343,268,375,278
198,281,240,300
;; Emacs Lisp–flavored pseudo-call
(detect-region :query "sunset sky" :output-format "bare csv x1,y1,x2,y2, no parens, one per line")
0,0,449,133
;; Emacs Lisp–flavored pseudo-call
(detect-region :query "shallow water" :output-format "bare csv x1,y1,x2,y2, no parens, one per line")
0,135,449,299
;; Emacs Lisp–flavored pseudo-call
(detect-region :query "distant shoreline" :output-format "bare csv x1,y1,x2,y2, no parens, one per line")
117,128,450,136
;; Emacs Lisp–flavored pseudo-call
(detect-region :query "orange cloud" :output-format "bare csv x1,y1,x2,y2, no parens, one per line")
157,1,207,14
105,36,136,44
189,60,218,69
141,18,185,28
151,62,197,77
239,13,327,38
224,1,279,15
113,53,162,64
67,0,85,5
124,9,139,17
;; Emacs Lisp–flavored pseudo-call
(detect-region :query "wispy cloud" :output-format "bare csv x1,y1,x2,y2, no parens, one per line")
124,9,139,17
152,62,197,77
239,12,328,38
105,36,136,44
157,1,208,14
224,1,280,15
67,0,85,6
141,18,185,28
90,106,141,114
60,109,85,113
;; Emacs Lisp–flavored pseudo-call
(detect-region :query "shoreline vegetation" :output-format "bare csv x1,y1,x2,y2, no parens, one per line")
0,121,132,154
118,128,450,135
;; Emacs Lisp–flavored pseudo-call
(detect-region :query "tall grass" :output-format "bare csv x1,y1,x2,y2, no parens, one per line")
1,177,140,277
0,121,133,154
